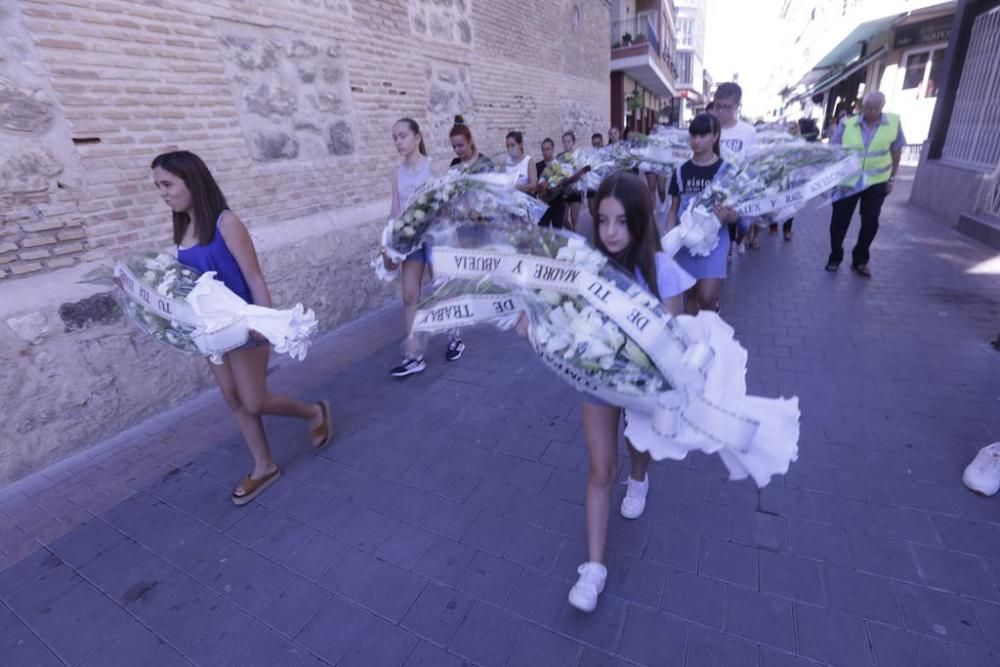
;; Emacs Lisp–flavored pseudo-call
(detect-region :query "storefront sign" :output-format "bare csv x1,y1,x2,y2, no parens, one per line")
894,16,952,48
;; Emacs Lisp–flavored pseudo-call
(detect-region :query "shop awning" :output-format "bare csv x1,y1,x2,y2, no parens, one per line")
793,46,888,101
813,14,902,70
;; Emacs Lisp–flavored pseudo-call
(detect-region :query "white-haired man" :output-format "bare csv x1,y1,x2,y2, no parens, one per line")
825,91,905,277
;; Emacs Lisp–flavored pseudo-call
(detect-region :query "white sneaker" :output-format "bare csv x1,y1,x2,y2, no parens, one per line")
568,562,607,613
620,474,649,519
963,442,1000,496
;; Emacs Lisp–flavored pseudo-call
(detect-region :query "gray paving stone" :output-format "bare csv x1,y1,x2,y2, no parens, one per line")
504,567,572,629
578,647,635,666
256,574,332,636
677,499,732,538
461,510,521,556
7,575,133,665
541,468,587,503
375,522,439,570
401,582,475,645
0,605,62,667
794,603,873,666
413,535,477,587
846,531,922,583
931,515,1000,560
507,624,581,666
685,626,758,666
456,549,521,605
758,646,823,666
948,644,1000,667
450,601,524,667
911,544,998,601
969,599,1000,655
558,592,627,652
725,586,795,651
403,641,471,667
317,546,383,599
285,529,348,581
45,518,129,569
339,618,420,667
865,504,941,546
823,564,901,626
699,536,758,589
295,595,373,664
371,481,442,525
77,616,189,667
867,622,955,667
504,523,563,572
605,553,665,609
760,551,825,605
643,525,701,571
893,581,987,649
661,567,725,629
730,509,786,553
338,507,399,553
422,497,481,541
504,487,559,528
224,505,316,563
785,519,852,566
617,605,687,667
0,549,69,600
356,560,427,622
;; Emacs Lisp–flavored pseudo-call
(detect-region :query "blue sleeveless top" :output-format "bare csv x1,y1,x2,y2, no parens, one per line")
177,212,253,304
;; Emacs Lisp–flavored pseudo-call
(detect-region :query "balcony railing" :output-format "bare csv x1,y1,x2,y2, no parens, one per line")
611,15,660,57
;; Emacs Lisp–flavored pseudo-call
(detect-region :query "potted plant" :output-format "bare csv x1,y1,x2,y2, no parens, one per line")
622,32,632,45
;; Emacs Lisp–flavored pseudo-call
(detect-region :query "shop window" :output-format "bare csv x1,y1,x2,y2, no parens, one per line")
903,52,929,90
902,47,946,98
926,49,944,97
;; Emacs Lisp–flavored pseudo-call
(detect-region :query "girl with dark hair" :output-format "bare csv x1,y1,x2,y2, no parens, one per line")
560,130,583,231
608,126,622,144
520,172,692,612
448,115,493,174
383,118,438,377
151,150,332,506
505,130,537,194
666,113,740,314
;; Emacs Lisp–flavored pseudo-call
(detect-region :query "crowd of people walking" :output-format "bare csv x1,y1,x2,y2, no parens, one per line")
151,79,913,613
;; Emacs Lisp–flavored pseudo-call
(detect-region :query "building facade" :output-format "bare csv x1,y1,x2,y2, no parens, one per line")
673,0,708,125
0,0,611,482
911,0,1000,246
770,0,954,156
609,0,678,133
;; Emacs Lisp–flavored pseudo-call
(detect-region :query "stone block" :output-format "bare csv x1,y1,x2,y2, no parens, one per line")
6,311,50,342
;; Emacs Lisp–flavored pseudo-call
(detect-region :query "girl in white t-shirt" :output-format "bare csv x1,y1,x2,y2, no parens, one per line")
504,131,537,194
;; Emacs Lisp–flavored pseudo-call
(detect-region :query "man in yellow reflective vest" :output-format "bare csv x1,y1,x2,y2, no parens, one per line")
825,91,905,277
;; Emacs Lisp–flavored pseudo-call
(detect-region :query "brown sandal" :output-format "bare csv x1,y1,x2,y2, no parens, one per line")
310,400,334,450
232,468,281,506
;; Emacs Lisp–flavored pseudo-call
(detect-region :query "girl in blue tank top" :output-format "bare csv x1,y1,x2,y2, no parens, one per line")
151,150,333,506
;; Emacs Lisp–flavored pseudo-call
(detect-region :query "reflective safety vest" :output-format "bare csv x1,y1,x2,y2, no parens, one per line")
841,113,899,187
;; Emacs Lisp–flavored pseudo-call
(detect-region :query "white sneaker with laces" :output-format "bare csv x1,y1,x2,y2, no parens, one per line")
568,561,607,613
620,474,649,519
963,442,1000,496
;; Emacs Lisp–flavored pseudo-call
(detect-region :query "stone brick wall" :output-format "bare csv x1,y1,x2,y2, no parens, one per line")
0,0,610,482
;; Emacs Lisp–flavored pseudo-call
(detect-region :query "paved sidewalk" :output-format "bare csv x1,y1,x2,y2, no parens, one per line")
2,170,1000,666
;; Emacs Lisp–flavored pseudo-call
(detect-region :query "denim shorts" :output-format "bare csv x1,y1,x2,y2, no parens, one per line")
407,244,430,264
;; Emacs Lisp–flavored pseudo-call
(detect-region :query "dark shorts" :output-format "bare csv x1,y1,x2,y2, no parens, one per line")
406,244,430,264
565,192,583,204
